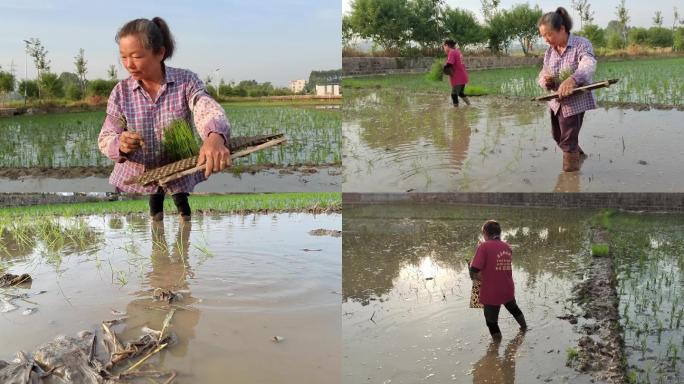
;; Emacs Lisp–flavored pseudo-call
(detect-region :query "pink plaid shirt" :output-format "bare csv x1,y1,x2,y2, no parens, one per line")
98,66,230,194
537,34,597,117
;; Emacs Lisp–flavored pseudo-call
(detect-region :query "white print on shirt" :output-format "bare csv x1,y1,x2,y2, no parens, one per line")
495,249,512,271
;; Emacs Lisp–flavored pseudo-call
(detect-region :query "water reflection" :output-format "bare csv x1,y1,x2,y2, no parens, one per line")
472,331,526,384
122,221,199,358
343,204,590,304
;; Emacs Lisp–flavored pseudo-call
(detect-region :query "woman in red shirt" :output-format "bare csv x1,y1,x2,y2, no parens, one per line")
470,220,527,340
442,39,470,107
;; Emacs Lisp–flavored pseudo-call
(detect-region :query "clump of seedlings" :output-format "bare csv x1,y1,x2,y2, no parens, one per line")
591,243,609,257
162,119,200,162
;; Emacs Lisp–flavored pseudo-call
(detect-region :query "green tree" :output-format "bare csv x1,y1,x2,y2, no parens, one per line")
24,38,51,98
607,32,626,49
572,0,592,30
107,65,117,81
65,83,83,100
348,0,412,51
342,15,354,47
507,3,542,56
0,71,15,93
578,24,606,48
38,72,64,99
18,80,39,98
652,11,663,27
628,27,649,45
480,0,501,23
74,48,87,96
443,7,486,48
408,0,445,51
486,9,514,53
615,0,630,44
647,27,673,47
87,79,117,98
674,27,684,51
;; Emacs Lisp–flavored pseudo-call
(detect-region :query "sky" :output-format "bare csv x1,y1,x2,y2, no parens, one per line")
0,0,341,86
343,0,683,29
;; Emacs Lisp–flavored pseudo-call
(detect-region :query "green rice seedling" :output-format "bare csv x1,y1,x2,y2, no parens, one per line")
591,243,609,257
426,58,444,82
566,347,579,364
163,119,200,162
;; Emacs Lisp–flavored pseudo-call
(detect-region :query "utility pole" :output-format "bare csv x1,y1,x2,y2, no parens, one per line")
215,68,221,98
23,39,30,105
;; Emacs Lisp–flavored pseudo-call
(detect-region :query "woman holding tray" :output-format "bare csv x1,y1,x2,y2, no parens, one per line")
537,7,596,172
98,17,231,220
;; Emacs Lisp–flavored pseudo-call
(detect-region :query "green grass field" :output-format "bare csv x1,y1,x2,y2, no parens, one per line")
0,192,341,219
343,57,684,105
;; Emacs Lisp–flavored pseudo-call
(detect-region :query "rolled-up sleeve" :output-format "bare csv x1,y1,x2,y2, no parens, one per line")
571,40,596,86
185,73,231,145
98,84,127,163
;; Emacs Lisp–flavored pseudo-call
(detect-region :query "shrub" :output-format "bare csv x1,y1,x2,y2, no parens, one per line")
87,79,117,98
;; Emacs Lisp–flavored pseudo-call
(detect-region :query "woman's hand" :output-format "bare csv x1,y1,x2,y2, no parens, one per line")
543,75,555,89
198,132,231,178
119,131,143,154
558,77,577,99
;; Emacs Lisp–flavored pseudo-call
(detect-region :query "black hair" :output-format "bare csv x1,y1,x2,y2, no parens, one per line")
537,7,573,33
116,17,175,62
482,220,502,238
443,39,456,48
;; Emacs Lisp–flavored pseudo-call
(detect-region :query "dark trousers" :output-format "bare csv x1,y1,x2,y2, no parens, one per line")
550,109,584,153
484,299,523,336
149,189,191,217
451,84,466,105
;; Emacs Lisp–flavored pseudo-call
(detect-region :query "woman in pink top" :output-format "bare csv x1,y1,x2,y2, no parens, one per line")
442,39,470,106
98,17,231,221
470,220,527,340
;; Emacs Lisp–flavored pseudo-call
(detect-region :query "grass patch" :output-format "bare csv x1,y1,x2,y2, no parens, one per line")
591,243,610,257
0,193,341,218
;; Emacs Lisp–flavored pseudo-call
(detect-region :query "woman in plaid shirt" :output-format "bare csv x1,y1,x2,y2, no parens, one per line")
537,7,597,172
98,17,231,220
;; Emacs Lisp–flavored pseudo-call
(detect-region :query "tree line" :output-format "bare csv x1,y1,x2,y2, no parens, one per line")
343,0,684,55
0,39,343,101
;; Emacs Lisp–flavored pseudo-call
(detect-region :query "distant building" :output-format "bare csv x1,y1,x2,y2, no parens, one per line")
288,79,307,93
315,84,340,97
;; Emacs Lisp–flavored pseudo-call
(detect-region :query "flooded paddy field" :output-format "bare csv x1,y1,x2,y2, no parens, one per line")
0,104,341,191
0,203,341,383
342,203,684,383
343,90,684,192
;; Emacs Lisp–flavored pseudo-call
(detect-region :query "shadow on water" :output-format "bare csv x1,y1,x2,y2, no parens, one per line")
343,204,596,384
343,89,684,192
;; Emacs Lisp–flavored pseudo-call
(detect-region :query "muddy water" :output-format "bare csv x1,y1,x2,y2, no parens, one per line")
343,90,684,192
343,204,597,383
0,166,341,192
0,213,341,383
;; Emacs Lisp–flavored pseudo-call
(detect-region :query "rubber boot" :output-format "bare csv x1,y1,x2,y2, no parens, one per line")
149,193,165,221
563,152,580,172
172,193,191,221
514,314,528,331
462,96,471,106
